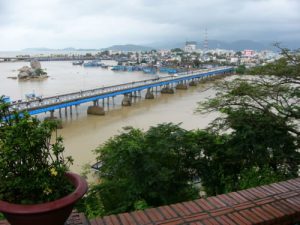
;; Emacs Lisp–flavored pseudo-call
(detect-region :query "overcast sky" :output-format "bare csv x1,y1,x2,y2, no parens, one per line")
0,0,299,50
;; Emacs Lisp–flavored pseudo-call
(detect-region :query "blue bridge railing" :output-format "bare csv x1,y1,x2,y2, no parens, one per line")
8,67,234,115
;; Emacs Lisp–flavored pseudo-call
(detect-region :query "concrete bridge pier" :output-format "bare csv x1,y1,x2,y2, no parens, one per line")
75,105,79,115
112,96,115,106
161,85,174,94
122,94,132,106
50,110,54,118
106,97,110,110
45,110,63,129
189,79,198,86
65,107,68,117
93,100,99,106
70,106,73,116
176,82,188,90
59,108,62,118
145,88,154,99
87,100,105,116
199,76,205,83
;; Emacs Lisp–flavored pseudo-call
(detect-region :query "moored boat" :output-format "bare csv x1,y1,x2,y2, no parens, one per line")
83,60,102,67
72,60,84,66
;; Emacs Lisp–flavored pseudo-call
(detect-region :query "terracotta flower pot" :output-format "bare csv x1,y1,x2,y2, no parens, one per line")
0,172,88,225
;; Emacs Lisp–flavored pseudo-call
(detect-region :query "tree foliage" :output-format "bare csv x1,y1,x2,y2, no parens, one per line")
79,45,300,218
197,45,300,194
235,65,246,74
89,124,200,215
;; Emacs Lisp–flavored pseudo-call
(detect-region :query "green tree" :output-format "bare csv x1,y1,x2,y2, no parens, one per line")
235,65,246,74
197,46,300,193
90,124,199,215
171,48,183,53
78,45,300,218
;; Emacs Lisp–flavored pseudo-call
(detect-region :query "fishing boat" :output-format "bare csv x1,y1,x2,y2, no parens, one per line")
159,67,178,74
83,60,102,67
142,67,157,74
72,60,84,66
3,96,11,103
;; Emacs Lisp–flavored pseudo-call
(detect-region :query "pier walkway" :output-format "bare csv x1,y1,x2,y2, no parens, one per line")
8,67,234,116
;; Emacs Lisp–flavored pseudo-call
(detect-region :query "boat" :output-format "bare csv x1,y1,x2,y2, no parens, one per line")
25,93,43,101
72,60,84,66
159,67,178,74
111,65,126,71
83,60,102,67
101,64,109,69
3,96,11,103
142,67,157,74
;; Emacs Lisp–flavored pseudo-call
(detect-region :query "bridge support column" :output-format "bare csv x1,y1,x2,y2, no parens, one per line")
112,96,115,106
122,94,132,106
59,108,62,118
70,106,72,116
145,88,154,99
189,80,198,86
87,106,105,115
176,82,188,90
65,107,68,117
161,85,174,94
75,105,79,115
93,100,99,106
45,110,63,129
106,98,110,110
50,110,54,118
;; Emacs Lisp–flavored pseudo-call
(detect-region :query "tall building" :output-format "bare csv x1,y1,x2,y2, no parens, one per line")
184,41,197,52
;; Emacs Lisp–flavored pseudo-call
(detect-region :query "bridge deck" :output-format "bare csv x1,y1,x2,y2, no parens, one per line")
8,67,233,115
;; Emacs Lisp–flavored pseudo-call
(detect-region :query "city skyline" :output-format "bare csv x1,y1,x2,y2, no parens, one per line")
0,0,299,51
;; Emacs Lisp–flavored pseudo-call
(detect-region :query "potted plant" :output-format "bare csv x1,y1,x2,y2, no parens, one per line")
0,96,88,225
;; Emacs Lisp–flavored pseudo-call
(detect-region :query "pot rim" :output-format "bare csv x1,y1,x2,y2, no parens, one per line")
0,172,88,214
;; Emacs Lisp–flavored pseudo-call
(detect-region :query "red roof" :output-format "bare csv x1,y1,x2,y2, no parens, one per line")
90,177,300,225
1,178,300,225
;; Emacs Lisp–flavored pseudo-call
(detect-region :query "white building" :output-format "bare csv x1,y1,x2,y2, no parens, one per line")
184,41,197,52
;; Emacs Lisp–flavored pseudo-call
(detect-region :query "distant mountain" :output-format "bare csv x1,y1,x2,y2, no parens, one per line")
205,40,268,51
102,44,155,52
61,47,77,51
21,40,299,53
22,45,156,52
147,41,184,50
22,47,99,52
22,47,54,51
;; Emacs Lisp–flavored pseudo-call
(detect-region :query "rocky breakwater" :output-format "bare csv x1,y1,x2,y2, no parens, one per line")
18,60,48,80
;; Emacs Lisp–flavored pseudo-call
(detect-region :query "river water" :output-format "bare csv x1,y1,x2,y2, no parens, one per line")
0,61,219,173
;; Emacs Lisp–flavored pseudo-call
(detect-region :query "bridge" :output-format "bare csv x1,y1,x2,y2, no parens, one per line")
8,67,234,117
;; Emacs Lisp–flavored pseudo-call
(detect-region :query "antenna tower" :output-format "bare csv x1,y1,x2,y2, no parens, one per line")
204,28,208,52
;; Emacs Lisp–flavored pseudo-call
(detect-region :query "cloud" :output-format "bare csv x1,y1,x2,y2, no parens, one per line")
0,0,299,50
